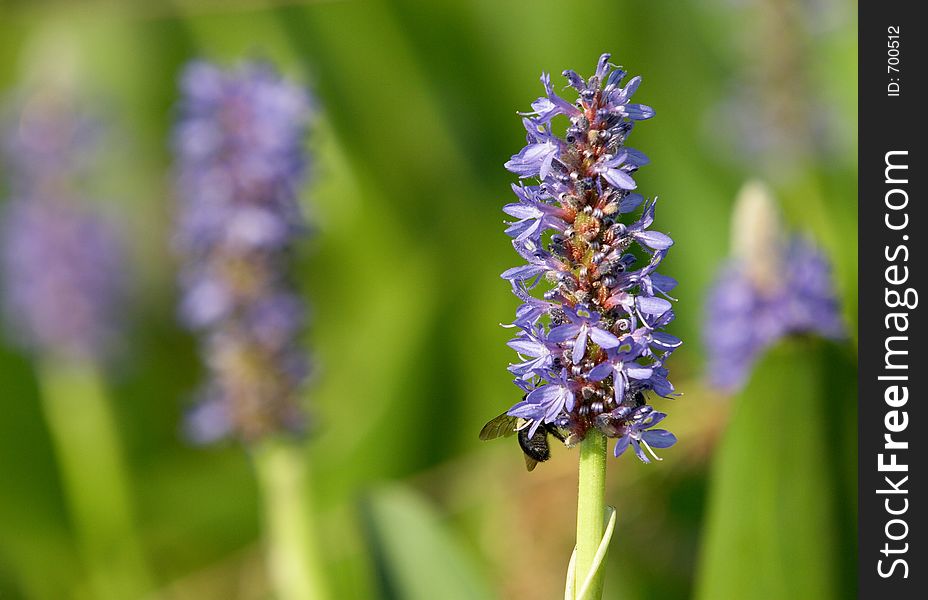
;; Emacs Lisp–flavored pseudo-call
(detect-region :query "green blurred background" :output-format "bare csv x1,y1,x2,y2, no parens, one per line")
0,1,857,599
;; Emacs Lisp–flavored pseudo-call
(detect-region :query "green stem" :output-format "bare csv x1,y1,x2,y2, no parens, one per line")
575,429,608,599
253,439,330,600
38,359,153,600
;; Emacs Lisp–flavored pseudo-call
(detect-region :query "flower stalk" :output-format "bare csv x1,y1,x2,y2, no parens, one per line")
574,429,608,599
253,440,330,600
38,359,151,600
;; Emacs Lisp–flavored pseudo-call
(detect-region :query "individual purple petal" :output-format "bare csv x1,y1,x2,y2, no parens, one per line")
508,337,545,356
501,264,546,282
631,440,650,463
503,203,540,219
622,76,642,99
538,72,582,118
605,67,627,89
614,435,631,457
504,218,540,241
619,193,645,213
641,429,676,448
588,362,614,381
627,366,654,380
641,411,667,427
613,372,627,404
572,326,589,363
594,54,612,80
589,327,621,348
547,322,583,342
635,230,674,250
651,332,682,350
622,104,655,120
638,296,673,315
602,168,637,190
624,148,650,166
650,273,678,294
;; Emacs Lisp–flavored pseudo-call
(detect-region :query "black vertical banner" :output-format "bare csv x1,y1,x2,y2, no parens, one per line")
859,1,925,598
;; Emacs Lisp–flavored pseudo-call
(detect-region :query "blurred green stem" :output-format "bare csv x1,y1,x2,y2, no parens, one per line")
38,359,152,600
574,429,608,599
253,439,330,600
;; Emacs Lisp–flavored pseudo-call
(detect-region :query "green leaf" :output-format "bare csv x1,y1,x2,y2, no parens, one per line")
695,339,856,600
565,506,617,600
361,485,493,600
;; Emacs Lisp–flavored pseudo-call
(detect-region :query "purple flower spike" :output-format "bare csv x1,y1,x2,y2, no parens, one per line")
705,237,845,391
704,182,845,392
1,93,127,363
174,60,315,443
488,54,681,462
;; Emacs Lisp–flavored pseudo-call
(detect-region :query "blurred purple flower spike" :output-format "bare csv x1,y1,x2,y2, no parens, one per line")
174,60,314,443
1,92,127,363
704,181,845,391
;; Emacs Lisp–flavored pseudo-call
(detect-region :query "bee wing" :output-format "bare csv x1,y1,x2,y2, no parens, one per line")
523,453,539,472
479,413,521,441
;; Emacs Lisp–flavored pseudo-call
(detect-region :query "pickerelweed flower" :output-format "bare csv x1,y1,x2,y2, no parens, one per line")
0,92,126,363
597,405,676,463
1,84,154,600
704,181,844,391
494,54,680,462
173,60,313,443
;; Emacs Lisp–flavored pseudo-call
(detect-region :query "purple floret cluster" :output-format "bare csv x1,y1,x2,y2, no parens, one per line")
0,92,126,362
173,60,314,443
497,54,680,462
705,236,845,392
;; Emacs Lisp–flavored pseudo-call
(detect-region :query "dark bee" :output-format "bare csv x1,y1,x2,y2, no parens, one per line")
479,409,567,472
